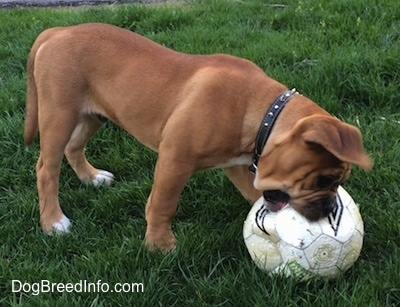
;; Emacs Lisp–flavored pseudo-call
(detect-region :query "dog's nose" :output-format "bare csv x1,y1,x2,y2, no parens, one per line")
321,197,336,216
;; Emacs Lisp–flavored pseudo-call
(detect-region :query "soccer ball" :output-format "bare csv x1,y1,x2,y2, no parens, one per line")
243,186,364,279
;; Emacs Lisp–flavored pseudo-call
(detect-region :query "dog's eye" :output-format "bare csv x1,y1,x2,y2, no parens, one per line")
317,176,335,189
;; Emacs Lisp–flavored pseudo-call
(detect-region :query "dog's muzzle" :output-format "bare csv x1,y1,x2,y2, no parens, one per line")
298,196,338,221
263,190,337,221
309,196,337,219
262,190,290,212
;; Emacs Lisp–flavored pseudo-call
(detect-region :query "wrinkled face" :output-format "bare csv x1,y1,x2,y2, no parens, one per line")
254,139,351,221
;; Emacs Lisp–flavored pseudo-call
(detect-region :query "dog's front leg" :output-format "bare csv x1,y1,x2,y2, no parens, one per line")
145,150,194,252
223,165,262,204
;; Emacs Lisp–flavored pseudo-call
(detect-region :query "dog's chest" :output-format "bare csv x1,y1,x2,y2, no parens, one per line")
214,154,252,169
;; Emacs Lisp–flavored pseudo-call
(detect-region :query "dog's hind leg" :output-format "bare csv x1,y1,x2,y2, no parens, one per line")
65,115,114,187
36,109,79,234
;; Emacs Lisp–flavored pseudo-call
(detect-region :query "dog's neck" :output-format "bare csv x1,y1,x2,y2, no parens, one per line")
249,89,297,173
262,91,332,149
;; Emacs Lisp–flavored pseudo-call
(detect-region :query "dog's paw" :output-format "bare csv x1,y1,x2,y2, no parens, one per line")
92,170,115,187
145,230,176,253
49,214,71,234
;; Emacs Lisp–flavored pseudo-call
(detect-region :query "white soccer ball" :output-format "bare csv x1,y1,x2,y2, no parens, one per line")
243,186,364,279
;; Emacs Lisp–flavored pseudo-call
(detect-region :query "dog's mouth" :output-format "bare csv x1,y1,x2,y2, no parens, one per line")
262,190,291,212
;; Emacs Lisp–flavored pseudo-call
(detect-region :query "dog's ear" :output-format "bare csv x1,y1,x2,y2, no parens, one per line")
299,116,373,170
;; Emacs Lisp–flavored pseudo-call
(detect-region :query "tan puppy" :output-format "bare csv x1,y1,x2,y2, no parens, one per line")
24,23,372,251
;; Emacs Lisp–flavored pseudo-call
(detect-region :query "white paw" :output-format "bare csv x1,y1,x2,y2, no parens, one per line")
92,170,115,187
51,214,71,234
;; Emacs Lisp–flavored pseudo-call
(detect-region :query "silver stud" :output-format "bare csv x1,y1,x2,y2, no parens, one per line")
268,112,274,117
274,105,279,109
264,123,269,127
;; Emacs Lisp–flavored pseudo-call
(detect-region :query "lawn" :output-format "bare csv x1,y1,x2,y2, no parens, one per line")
0,0,399,305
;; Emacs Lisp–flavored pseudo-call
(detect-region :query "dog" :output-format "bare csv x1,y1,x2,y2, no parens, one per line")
24,23,372,251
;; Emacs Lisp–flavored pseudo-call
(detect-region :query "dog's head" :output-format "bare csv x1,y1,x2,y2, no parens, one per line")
254,115,372,221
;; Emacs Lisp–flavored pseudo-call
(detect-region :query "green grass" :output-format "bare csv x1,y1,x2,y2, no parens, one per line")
0,0,399,305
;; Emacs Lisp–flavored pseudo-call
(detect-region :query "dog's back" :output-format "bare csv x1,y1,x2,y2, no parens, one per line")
24,23,270,149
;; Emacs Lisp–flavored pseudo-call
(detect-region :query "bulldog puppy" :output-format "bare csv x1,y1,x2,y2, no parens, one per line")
24,23,372,251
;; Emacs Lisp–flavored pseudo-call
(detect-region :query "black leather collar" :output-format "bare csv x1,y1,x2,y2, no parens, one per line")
249,88,297,174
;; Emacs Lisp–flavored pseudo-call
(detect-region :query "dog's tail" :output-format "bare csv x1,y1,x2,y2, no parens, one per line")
24,39,40,146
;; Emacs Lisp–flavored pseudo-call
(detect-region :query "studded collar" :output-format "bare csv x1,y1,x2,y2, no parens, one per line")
249,88,297,174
